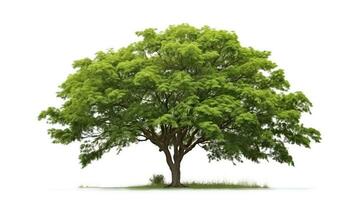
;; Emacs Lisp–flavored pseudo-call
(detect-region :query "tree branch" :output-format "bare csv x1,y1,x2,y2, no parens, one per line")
177,127,188,155
219,118,233,129
136,136,149,142
183,137,206,155
163,147,174,169
139,127,164,151
184,128,200,148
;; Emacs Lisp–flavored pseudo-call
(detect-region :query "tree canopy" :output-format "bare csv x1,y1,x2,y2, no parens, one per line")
39,24,321,186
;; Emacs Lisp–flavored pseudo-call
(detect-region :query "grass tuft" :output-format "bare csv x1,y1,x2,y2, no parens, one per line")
127,181,268,190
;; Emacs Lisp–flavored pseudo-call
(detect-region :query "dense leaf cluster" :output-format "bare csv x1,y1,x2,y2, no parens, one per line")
39,24,320,167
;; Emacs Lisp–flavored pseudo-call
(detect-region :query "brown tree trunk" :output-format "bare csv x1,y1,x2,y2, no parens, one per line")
170,162,182,187
163,149,185,187
143,126,202,187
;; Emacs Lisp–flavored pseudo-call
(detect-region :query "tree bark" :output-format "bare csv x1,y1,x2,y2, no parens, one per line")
148,127,203,187
163,148,185,187
169,161,182,187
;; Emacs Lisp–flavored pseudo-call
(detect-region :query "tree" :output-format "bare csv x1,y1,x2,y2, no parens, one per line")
38,24,321,187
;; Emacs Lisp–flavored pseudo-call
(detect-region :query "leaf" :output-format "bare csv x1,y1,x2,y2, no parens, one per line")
39,24,320,168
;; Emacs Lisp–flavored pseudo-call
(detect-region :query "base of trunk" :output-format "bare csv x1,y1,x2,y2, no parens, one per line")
166,183,187,188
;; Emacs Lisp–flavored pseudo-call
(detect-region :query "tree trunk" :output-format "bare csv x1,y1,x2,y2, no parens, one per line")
170,162,182,187
163,149,185,187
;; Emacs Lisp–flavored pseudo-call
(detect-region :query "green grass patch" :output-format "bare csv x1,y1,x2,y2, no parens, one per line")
126,181,268,190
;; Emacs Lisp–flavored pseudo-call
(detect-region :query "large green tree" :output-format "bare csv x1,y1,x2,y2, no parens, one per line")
39,24,321,187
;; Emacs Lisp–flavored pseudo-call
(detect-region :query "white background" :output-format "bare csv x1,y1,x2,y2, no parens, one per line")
0,0,356,199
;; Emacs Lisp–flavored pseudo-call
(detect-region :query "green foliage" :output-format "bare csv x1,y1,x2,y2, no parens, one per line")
149,174,165,185
39,24,320,168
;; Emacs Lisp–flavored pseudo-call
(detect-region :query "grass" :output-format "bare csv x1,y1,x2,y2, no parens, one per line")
126,181,268,190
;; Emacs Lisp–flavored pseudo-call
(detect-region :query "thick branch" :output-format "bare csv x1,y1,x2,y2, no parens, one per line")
177,127,188,156
184,128,200,148
162,147,175,169
183,137,206,155
139,127,164,150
